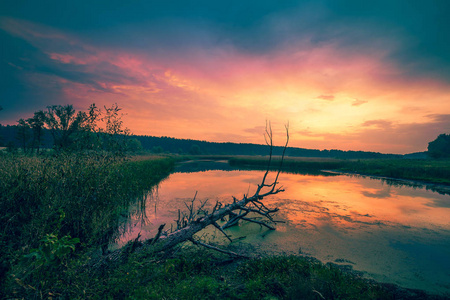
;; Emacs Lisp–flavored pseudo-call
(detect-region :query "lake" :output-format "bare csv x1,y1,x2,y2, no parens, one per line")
118,160,450,295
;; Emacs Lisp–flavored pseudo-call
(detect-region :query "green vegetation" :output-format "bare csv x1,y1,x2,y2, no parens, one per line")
2,152,448,299
339,158,450,185
2,104,448,298
230,156,450,185
63,248,398,299
0,152,174,297
230,156,348,172
428,134,450,159
8,103,142,156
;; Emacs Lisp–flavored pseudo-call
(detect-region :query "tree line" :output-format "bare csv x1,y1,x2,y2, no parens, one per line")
1,104,448,158
1,103,142,155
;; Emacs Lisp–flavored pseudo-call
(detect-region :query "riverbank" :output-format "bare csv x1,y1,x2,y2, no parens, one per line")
229,156,450,185
2,153,449,299
0,153,175,298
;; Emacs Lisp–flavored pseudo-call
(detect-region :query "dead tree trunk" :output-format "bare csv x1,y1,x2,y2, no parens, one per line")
91,123,289,271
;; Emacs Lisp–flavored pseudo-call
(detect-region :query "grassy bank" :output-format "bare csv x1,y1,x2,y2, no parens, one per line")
339,158,450,184
2,153,447,299
229,156,450,185
5,244,444,299
0,152,174,297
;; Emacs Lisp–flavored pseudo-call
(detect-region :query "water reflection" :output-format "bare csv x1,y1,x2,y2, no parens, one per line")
119,161,450,295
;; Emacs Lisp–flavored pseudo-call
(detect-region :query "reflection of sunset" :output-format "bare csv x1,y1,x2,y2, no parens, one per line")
123,170,450,240
278,173,450,230
117,165,450,294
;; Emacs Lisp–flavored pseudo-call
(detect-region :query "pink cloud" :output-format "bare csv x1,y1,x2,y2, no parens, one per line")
2,17,449,153
316,95,335,101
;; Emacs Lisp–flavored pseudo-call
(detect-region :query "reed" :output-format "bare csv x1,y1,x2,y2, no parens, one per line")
0,152,174,295
230,156,450,184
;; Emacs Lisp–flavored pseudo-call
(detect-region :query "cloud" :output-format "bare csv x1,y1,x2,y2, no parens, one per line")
1,5,449,154
243,126,266,135
352,99,368,106
361,120,393,129
316,95,335,101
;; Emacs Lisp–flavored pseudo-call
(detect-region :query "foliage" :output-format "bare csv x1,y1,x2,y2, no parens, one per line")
189,144,202,155
0,153,174,296
428,134,450,159
340,158,450,185
8,246,426,299
10,103,135,155
25,233,80,268
16,118,31,153
151,145,164,153
2,153,447,298
26,110,46,154
44,104,86,151
230,156,450,185
230,156,348,172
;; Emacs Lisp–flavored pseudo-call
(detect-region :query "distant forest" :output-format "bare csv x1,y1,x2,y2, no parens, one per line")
0,124,418,159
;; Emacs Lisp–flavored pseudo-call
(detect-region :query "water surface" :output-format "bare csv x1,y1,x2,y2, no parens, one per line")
120,160,450,294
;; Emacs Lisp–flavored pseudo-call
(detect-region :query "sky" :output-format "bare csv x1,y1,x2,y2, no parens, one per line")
1,0,449,154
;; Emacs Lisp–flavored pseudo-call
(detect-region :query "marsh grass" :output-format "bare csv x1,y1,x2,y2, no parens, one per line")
230,156,450,184
53,248,402,299
0,152,174,297
2,153,448,299
340,158,450,184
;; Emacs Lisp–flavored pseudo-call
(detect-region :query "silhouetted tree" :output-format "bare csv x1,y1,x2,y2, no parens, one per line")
151,146,164,154
26,111,46,154
44,105,86,151
189,144,201,155
16,119,31,153
428,134,450,159
100,103,130,156
126,138,143,152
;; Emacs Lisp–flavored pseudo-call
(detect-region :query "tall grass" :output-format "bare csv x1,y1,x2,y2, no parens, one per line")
1,153,446,299
230,156,450,184
0,152,174,295
340,159,450,184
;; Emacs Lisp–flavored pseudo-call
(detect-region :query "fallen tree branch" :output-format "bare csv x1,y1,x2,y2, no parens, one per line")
89,123,289,271
189,238,249,258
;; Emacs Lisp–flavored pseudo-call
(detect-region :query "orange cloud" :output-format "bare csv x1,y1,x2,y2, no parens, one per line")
1,17,449,153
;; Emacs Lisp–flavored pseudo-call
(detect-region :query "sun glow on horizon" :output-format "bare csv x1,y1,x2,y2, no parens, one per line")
1,14,449,154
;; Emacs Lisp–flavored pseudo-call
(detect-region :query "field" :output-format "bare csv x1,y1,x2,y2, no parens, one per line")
1,152,448,299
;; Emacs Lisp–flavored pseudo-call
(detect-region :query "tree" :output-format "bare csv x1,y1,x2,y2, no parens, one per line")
26,111,46,154
151,146,164,154
16,119,31,153
41,103,130,154
44,105,86,151
91,123,290,271
189,144,201,155
127,138,143,153
100,103,130,156
428,134,450,159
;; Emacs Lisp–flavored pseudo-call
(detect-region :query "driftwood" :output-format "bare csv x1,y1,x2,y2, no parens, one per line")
91,123,289,271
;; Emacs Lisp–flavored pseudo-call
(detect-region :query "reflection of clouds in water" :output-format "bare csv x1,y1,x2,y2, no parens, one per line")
119,165,450,294
396,205,424,216
425,197,450,208
361,186,391,198
274,198,387,231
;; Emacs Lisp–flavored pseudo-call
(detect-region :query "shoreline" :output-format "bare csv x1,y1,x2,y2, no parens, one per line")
324,170,450,195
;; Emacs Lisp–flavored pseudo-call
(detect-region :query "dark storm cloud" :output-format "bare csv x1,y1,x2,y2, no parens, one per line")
1,0,449,153
2,1,450,77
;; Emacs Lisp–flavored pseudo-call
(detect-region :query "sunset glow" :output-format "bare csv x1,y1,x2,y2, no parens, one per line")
1,1,449,153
